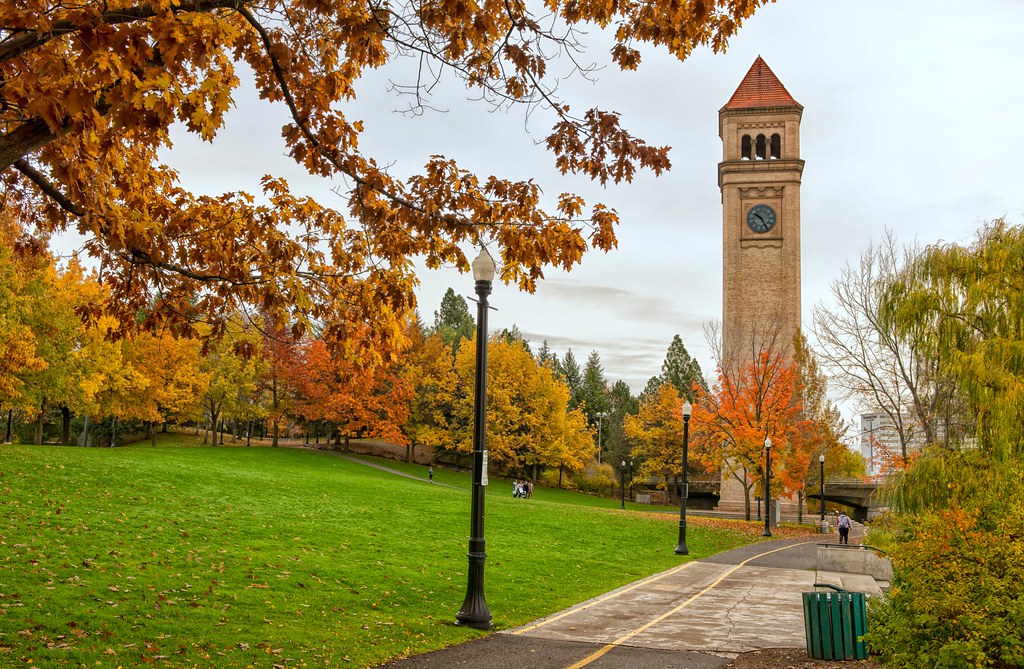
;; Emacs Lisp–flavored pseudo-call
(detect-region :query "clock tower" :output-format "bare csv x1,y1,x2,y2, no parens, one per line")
719,57,804,363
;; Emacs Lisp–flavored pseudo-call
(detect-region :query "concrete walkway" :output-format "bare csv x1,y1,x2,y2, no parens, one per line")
375,536,884,669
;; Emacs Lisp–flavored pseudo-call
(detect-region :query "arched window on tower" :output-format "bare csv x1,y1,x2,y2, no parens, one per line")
755,134,767,160
741,135,752,160
770,133,781,159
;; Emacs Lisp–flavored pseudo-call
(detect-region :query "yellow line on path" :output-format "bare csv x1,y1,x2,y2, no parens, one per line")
511,561,698,635
562,541,818,669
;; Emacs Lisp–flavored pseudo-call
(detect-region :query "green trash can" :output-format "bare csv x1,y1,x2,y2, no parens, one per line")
802,589,868,660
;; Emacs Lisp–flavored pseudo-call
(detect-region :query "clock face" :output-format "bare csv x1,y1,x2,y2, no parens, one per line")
746,204,777,233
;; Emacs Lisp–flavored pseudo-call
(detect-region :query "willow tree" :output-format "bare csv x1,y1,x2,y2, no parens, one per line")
882,219,1024,512
1,0,770,362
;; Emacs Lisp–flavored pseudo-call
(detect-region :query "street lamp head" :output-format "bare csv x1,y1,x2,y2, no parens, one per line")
764,437,772,450
681,401,692,418
471,247,497,283
621,460,626,467
819,454,825,463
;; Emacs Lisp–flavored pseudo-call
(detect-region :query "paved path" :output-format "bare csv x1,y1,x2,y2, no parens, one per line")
375,539,833,669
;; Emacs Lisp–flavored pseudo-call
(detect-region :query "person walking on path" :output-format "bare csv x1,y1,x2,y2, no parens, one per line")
837,511,851,544
428,466,434,483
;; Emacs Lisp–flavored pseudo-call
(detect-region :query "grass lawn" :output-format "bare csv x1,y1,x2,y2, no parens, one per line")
0,435,782,668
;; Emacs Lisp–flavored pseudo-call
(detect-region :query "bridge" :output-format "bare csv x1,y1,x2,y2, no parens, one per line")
819,477,886,522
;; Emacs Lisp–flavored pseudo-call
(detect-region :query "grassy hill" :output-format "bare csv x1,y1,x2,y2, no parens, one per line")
0,435,773,668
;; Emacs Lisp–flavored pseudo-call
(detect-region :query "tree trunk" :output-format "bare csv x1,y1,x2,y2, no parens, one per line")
34,399,45,445
272,419,280,448
110,416,118,447
150,421,157,447
558,465,564,488
246,419,252,447
60,405,71,445
5,408,13,444
797,492,804,524
162,422,169,433
210,410,220,445
342,434,349,452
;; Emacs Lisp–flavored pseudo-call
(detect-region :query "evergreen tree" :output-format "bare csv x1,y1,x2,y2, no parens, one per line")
498,325,532,354
579,350,610,416
606,379,639,466
660,334,707,399
557,348,583,410
535,339,556,369
640,376,663,405
432,288,475,352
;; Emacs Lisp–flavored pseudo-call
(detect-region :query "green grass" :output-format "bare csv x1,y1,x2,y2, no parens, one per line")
347,451,681,513
0,436,763,668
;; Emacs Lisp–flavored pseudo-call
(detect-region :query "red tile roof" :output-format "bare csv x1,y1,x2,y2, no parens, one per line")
722,56,802,110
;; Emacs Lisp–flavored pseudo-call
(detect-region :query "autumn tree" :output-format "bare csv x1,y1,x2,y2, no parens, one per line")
122,331,208,445
692,328,805,521
298,339,412,451
0,218,47,422
443,333,592,479
256,319,306,447
787,333,861,522
198,323,264,445
401,324,458,462
17,256,112,445
2,0,771,364
623,382,688,502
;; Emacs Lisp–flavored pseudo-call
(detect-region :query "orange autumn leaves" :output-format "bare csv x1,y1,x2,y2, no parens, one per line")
2,0,771,368
629,343,838,504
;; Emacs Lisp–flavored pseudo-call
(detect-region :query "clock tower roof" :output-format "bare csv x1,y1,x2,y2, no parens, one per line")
721,56,802,111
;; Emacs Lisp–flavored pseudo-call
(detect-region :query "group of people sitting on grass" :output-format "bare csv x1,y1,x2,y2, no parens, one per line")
513,480,533,499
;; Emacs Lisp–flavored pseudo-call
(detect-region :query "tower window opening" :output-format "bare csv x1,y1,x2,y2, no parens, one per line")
770,133,781,159
741,135,752,160
755,134,767,160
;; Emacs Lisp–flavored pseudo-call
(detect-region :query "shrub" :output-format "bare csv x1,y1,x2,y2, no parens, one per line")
570,461,616,495
867,499,1024,668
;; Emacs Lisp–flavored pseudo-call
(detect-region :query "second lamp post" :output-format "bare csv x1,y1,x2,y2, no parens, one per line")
674,401,692,555
819,454,826,523
762,437,772,537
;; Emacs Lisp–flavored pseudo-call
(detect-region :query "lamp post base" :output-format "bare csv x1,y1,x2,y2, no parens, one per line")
674,521,688,555
455,543,492,630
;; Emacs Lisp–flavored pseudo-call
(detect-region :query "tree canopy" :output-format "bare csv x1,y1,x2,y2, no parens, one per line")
2,0,770,360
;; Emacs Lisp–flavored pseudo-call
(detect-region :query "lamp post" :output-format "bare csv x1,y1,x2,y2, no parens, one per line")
762,437,772,537
819,454,826,523
674,401,692,555
596,412,607,464
455,247,495,631
621,460,627,510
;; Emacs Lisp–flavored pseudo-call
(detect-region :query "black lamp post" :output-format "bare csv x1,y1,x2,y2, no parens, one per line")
674,401,692,555
455,247,495,631
819,454,826,523
762,437,772,537
620,460,627,510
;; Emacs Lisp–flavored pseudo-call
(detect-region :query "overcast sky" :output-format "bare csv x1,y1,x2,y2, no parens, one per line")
159,1,1024,424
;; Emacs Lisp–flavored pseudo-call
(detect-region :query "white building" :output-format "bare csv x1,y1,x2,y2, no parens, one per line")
858,412,925,477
